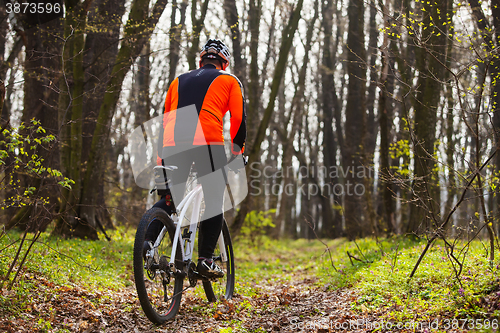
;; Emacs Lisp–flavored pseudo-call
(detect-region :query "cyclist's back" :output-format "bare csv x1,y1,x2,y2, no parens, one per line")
160,63,245,153
147,39,246,279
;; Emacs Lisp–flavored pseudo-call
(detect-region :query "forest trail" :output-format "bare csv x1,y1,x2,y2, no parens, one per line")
0,267,379,333
1,237,483,333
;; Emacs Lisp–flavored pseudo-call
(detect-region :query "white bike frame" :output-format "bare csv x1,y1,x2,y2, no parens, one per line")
152,181,228,268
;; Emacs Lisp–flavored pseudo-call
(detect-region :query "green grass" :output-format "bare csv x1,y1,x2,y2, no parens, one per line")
234,235,500,323
313,236,500,322
0,228,135,291
0,227,499,327
0,228,135,325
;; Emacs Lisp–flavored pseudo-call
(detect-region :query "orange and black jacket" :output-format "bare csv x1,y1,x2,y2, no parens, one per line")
159,64,246,158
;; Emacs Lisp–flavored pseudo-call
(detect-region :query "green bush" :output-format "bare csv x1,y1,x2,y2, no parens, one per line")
0,119,74,211
241,209,276,246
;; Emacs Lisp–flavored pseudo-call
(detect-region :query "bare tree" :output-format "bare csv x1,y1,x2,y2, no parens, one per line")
319,0,342,238
169,0,188,84
277,0,318,238
230,0,304,237
343,0,367,240
53,0,168,239
187,0,210,70
6,2,64,230
407,0,449,234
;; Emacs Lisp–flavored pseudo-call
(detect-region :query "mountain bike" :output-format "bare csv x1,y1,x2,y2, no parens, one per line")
133,165,235,324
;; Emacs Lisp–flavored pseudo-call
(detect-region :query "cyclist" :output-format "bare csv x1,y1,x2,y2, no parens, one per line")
145,39,246,279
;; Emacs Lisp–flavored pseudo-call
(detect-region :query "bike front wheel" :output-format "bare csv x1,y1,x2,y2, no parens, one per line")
202,220,235,302
133,207,184,323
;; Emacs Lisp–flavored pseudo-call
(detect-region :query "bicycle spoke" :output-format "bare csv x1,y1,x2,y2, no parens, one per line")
134,208,184,323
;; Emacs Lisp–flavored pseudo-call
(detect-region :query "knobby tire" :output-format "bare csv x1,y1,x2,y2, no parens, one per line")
202,220,235,302
133,207,184,324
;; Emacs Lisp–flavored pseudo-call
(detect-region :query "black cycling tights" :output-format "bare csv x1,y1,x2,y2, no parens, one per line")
147,201,223,259
146,145,226,259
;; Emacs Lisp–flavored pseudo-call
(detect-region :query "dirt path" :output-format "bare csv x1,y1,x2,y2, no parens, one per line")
0,269,378,333
162,277,365,333
3,267,471,333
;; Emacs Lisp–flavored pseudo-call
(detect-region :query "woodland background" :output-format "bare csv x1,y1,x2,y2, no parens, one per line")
0,0,499,255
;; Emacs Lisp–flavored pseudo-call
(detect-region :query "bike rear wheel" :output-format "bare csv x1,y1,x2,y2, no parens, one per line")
133,207,184,323
202,220,235,302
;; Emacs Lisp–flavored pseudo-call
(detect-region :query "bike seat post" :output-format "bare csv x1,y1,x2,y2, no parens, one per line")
153,166,178,213
153,166,177,188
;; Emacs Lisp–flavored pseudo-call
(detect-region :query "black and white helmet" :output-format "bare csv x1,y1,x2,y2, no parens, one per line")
200,39,231,67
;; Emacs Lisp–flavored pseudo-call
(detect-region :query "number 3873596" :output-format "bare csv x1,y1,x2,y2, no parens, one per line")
6,2,62,14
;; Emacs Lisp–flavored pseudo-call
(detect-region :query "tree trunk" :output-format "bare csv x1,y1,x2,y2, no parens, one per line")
0,81,3,122
389,0,413,232
377,0,396,235
58,0,93,235
491,0,500,243
187,0,210,70
468,0,500,259
8,9,63,230
365,0,378,159
272,81,287,238
443,4,455,234
280,1,316,239
223,0,246,81
83,0,126,231
230,0,304,237
319,0,342,238
0,4,7,86
407,0,448,234
343,0,367,240
0,37,20,224
55,0,168,239
246,0,263,151
169,0,188,83
56,0,120,238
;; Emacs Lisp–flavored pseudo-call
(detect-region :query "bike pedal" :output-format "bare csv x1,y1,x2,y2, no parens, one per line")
196,272,212,281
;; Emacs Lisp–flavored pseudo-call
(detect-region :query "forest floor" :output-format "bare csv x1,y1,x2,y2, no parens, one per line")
1,266,371,333
0,231,498,332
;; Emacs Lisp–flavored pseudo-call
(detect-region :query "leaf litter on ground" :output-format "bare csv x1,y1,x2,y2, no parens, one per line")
1,234,496,332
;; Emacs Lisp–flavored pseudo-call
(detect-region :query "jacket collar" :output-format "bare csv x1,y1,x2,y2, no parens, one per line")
202,64,218,69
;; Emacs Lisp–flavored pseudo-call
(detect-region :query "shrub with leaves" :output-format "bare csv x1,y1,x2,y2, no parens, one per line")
0,119,73,289
241,209,276,246
0,119,73,213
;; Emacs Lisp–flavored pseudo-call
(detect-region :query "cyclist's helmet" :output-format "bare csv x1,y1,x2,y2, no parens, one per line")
199,39,230,70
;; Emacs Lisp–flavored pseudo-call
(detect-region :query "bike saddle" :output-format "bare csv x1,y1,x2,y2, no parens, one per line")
154,165,178,171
